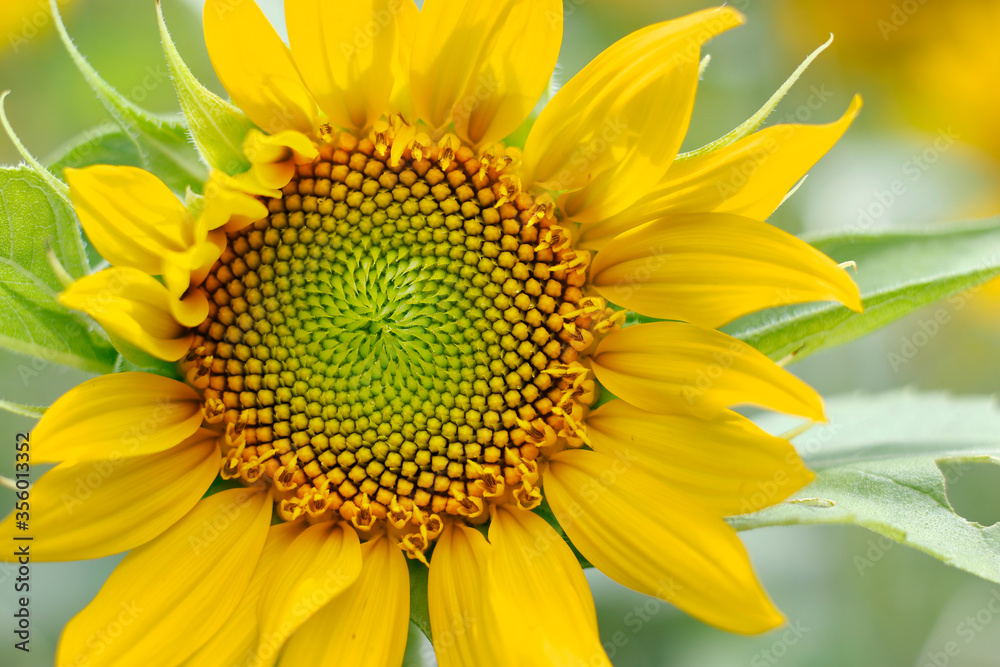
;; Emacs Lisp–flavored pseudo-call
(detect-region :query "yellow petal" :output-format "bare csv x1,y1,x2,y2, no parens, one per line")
451,0,562,146
31,372,203,463
586,400,814,516
166,285,211,328
200,170,269,231
56,487,272,667
59,267,194,361
590,321,825,420
204,0,317,134
0,430,218,561
522,7,744,223
184,521,306,667
242,128,319,191
256,522,362,655
488,506,611,666
589,212,862,328
278,535,409,667
66,165,196,270
287,0,412,131
429,521,506,667
582,96,863,248
410,0,544,133
160,247,219,303
388,0,419,122
546,448,784,634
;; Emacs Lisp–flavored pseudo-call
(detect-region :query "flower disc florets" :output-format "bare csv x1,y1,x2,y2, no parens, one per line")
183,127,606,552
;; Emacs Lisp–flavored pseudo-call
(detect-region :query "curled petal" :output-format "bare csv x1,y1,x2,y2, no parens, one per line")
59,267,198,361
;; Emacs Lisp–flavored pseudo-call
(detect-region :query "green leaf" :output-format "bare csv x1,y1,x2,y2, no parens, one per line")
723,219,1000,363
47,124,143,173
402,624,433,666
534,498,592,569
407,558,432,641
0,165,87,285
157,2,254,175
0,92,73,206
52,1,207,192
0,166,116,373
0,261,116,374
111,339,181,379
731,392,1000,584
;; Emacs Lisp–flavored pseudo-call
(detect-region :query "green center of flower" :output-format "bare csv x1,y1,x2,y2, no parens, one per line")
186,131,598,541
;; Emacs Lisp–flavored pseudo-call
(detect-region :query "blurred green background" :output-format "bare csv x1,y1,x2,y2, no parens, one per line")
2,0,1000,665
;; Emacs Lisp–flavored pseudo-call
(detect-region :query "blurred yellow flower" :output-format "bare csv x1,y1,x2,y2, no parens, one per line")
782,0,1000,168
0,0,72,56
781,0,1000,310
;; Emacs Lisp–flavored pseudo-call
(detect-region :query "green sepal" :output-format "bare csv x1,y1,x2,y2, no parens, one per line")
50,0,207,192
156,1,254,175
0,399,46,419
678,34,835,160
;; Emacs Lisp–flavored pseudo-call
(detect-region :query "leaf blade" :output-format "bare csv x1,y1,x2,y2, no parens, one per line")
723,219,1000,362
732,392,1000,585
0,166,116,372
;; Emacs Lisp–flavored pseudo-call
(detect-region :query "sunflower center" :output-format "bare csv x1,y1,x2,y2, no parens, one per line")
186,129,598,544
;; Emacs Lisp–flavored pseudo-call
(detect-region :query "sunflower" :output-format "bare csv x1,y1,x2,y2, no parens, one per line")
2,1,863,665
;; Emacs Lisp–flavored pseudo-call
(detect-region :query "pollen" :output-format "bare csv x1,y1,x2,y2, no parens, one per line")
183,126,607,550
